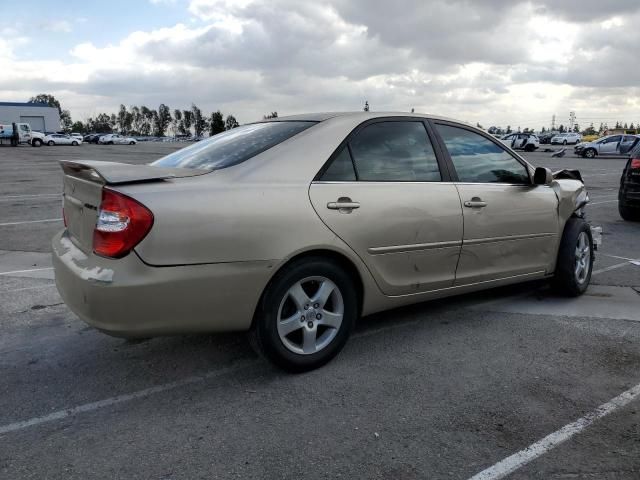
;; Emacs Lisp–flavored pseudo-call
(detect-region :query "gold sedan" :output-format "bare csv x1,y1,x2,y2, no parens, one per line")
52,112,595,371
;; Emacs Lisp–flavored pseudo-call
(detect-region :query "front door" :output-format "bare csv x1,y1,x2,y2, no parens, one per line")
599,135,622,155
432,122,559,285
309,119,463,296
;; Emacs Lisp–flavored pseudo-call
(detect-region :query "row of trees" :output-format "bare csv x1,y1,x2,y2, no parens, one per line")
75,104,240,137
28,94,243,137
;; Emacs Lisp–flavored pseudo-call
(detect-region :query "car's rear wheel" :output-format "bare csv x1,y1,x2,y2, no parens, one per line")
583,148,596,158
47,140,54,146
619,202,640,221
108,141,114,145
552,217,593,297
250,257,357,372
524,143,535,152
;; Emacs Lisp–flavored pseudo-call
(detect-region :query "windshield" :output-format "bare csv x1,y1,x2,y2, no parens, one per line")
152,121,316,170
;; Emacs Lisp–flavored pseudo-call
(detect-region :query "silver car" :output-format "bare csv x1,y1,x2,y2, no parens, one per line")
52,112,595,371
575,134,640,158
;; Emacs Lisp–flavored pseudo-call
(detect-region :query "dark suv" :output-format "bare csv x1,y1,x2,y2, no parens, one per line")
619,143,640,221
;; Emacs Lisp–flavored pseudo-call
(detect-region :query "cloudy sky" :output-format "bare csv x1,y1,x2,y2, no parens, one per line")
1,0,639,129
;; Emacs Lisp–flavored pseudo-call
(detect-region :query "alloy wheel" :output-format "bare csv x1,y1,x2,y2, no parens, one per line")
276,276,344,355
574,231,590,284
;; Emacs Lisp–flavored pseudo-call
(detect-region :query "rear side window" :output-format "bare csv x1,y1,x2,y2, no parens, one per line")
436,124,530,184
152,121,316,170
348,121,441,181
321,147,356,181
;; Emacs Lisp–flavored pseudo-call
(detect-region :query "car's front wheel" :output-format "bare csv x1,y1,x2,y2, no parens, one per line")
47,140,54,146
552,217,593,297
129,141,135,145
251,257,358,372
72,141,78,146
583,148,596,158
31,139,42,147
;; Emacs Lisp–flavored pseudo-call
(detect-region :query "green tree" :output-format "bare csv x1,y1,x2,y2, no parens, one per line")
225,114,239,130
173,109,183,135
192,104,208,137
182,109,193,135
506,125,512,134
263,111,278,119
60,110,73,132
155,104,172,137
70,121,85,133
28,94,62,113
209,111,225,136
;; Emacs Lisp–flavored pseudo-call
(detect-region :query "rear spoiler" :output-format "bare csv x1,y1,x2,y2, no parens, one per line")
59,160,205,185
552,169,583,182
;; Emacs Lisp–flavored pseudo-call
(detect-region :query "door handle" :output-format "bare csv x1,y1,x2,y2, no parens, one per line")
327,198,360,212
464,198,487,208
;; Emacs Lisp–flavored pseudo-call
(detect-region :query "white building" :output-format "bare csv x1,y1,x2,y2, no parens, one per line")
0,101,60,132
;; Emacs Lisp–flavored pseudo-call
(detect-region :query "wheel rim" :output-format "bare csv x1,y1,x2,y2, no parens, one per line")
574,232,591,284
277,276,344,355
586,150,594,158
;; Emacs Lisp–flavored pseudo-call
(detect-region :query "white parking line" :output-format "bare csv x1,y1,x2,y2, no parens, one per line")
467,382,640,480
0,218,62,226
0,360,258,436
0,194,60,201
0,284,56,293
0,267,54,276
592,261,635,275
589,200,618,206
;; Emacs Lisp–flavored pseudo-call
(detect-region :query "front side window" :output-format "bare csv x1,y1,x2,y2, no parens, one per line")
436,124,530,184
152,121,316,171
605,135,621,144
348,121,441,181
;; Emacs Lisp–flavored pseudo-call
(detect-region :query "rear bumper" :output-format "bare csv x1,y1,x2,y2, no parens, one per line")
52,230,273,337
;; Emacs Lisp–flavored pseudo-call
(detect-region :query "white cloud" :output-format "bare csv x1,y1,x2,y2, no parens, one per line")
1,0,639,127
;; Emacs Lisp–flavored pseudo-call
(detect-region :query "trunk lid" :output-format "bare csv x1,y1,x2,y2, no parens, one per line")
60,160,203,252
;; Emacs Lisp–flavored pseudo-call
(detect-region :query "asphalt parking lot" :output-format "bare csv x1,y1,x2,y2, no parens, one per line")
1,143,639,479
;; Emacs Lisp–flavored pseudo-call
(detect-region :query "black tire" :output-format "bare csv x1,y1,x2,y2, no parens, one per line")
524,143,535,152
552,217,593,297
47,140,54,146
563,140,568,145
619,202,640,221
250,257,358,372
72,141,78,146
129,141,135,145
31,139,42,147
108,141,114,145
583,149,596,158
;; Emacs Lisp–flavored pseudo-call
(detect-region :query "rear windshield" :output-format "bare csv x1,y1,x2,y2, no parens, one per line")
151,121,316,170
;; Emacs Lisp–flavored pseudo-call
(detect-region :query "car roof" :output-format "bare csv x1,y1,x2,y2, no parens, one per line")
263,111,470,125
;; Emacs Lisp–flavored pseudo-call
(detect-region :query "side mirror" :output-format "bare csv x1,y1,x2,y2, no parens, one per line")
533,167,553,185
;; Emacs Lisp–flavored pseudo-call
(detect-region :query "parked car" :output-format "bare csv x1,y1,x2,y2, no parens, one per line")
52,112,596,371
575,134,640,158
619,142,640,221
83,133,104,144
98,134,137,145
71,133,84,141
500,133,539,152
551,133,582,145
44,133,82,146
538,132,557,145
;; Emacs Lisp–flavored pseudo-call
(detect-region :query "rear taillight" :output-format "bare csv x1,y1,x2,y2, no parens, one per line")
93,189,153,258
631,158,640,170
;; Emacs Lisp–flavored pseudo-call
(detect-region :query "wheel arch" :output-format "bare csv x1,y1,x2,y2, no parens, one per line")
251,247,365,329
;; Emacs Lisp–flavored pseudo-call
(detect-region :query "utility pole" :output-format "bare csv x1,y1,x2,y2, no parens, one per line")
363,101,369,112
569,111,576,131
551,114,556,131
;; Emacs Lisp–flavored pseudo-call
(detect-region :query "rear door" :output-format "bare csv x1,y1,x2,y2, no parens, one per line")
432,122,559,285
309,118,463,296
